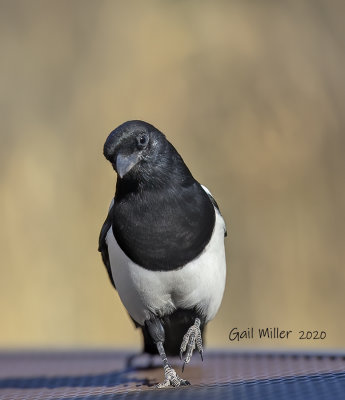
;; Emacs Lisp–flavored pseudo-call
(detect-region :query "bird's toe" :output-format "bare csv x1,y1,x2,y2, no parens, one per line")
156,365,190,388
180,318,203,371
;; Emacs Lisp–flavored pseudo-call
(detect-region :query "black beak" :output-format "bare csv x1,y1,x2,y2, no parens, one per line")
115,153,140,178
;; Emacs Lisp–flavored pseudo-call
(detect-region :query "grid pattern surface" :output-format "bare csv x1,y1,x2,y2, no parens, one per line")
0,350,344,399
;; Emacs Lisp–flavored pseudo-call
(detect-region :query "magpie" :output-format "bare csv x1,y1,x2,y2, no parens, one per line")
99,120,227,388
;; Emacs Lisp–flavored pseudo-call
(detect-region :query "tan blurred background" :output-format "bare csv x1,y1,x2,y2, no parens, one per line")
0,0,344,350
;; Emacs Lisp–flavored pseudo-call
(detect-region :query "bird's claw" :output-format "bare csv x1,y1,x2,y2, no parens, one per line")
180,318,203,372
156,365,190,388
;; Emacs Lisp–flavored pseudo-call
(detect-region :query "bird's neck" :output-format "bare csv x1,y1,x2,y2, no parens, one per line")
115,171,195,200
115,148,195,199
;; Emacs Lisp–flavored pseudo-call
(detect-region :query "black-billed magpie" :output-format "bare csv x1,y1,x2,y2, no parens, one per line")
99,120,227,388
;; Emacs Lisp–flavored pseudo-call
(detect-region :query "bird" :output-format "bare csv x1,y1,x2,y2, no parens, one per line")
98,120,227,388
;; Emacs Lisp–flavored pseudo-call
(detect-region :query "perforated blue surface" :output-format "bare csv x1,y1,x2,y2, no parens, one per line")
0,351,344,399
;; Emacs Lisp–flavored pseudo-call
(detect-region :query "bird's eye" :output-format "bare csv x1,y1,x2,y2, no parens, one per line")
137,134,149,148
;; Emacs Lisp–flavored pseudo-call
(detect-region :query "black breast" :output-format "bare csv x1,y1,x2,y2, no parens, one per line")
111,182,215,271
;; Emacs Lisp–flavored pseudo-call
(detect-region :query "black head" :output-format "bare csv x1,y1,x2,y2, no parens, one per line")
103,120,192,187
103,120,167,179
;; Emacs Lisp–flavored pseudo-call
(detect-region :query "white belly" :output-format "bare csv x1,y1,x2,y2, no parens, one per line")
107,210,227,326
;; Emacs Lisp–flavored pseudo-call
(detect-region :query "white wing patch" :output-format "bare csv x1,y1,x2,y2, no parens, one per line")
201,185,227,235
201,185,213,197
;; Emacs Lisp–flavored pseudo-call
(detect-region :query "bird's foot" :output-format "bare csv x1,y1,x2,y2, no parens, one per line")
156,365,190,388
180,318,203,372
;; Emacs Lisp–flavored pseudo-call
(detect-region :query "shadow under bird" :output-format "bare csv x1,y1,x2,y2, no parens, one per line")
99,120,227,388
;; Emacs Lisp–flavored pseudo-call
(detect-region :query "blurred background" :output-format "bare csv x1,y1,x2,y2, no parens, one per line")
0,0,344,350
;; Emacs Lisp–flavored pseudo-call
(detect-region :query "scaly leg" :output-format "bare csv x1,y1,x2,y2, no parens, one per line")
145,317,190,388
180,318,203,372
156,342,190,388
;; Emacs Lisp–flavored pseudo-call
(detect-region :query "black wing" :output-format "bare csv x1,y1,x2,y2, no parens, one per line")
98,200,116,289
99,201,142,333
202,185,228,237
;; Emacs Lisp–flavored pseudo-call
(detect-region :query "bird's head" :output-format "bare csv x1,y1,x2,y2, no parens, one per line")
103,120,167,180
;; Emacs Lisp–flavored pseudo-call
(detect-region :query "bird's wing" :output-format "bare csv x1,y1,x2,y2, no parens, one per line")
98,198,116,289
99,200,142,330
201,185,227,237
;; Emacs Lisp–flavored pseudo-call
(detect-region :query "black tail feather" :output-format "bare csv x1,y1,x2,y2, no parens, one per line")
140,309,205,356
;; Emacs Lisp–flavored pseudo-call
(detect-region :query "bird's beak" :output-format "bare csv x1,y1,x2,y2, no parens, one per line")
115,153,140,178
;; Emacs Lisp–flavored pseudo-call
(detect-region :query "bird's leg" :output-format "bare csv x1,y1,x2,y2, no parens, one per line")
145,317,190,388
155,342,190,388
180,317,203,372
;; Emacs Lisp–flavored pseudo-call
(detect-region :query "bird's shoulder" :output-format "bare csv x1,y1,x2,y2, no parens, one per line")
201,185,227,237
